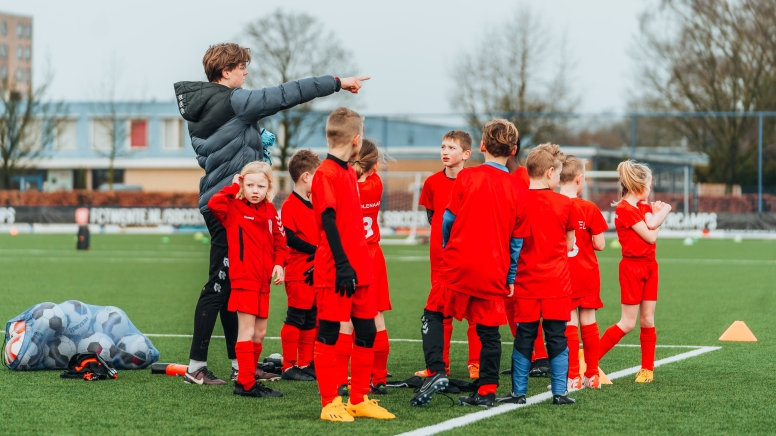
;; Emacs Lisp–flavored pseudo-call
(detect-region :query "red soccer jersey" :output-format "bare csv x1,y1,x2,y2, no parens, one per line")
281,192,319,281
568,197,609,297
311,156,374,288
358,173,382,244
615,200,656,261
515,189,578,299
513,166,529,191
441,163,529,300
419,169,456,272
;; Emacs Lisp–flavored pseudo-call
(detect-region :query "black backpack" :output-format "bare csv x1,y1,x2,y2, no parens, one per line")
60,353,118,381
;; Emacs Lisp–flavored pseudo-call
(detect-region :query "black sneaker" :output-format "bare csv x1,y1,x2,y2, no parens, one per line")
370,382,388,395
496,392,526,404
338,384,349,397
183,366,227,385
459,392,496,407
234,381,283,398
529,358,550,377
281,366,315,381
300,363,316,379
500,367,513,375
410,372,449,407
552,393,576,405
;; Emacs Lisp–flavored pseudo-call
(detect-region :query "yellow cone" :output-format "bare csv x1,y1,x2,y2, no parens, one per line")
719,321,757,342
578,350,612,384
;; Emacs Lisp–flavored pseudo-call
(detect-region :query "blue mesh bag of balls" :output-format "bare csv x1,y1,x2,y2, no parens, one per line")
3,301,160,371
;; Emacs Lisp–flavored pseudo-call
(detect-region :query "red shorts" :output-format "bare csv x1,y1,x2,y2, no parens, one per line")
442,287,508,327
318,285,377,322
569,294,604,310
619,259,659,304
284,280,316,310
228,289,270,318
425,270,445,312
514,297,570,323
368,243,392,312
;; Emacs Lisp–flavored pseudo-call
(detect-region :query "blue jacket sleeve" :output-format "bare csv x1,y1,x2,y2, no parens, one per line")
507,237,523,285
442,209,456,248
230,76,338,124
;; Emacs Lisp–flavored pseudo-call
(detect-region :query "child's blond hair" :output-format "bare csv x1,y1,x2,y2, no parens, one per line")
238,161,276,202
526,143,565,178
559,156,585,184
612,160,652,206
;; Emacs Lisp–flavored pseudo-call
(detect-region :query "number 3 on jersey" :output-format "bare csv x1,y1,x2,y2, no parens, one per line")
364,217,374,239
568,236,579,257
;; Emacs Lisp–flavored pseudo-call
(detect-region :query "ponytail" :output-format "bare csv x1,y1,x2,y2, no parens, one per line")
611,160,651,206
351,138,388,178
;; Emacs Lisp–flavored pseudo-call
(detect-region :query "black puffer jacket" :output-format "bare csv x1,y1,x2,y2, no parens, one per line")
173,76,339,213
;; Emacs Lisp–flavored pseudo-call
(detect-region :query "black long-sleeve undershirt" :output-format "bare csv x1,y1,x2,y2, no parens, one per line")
426,209,434,225
321,207,350,268
286,229,316,254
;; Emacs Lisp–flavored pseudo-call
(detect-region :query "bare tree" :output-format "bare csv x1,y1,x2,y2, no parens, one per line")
242,9,356,171
449,6,578,147
634,0,776,188
0,73,66,190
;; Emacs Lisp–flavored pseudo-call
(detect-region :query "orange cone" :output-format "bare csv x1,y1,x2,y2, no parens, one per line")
719,321,757,342
578,350,612,384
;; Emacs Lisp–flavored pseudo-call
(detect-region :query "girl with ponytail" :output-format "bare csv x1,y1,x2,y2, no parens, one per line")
599,160,671,383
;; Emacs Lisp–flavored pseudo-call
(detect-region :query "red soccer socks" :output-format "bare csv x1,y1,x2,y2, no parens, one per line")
442,317,453,373
467,321,482,366
350,344,375,405
640,327,657,370
372,330,390,385
314,342,337,406
599,324,627,359
298,328,316,368
580,323,600,378
280,324,300,371
478,383,497,396
532,324,548,361
335,333,353,388
565,325,580,379
236,341,256,390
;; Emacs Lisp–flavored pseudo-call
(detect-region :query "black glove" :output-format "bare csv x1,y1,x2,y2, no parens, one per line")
306,252,315,263
335,263,358,298
303,266,314,286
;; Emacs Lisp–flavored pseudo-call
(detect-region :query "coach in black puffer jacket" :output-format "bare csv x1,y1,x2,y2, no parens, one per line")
174,76,338,213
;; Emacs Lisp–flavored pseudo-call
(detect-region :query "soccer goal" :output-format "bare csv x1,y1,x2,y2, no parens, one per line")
379,171,432,245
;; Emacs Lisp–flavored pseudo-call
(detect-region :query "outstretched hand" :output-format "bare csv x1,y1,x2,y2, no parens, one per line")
340,77,370,94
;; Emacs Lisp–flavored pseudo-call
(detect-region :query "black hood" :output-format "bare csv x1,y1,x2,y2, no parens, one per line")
173,81,231,122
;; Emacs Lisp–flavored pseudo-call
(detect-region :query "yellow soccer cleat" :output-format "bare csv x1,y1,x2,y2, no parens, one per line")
346,395,396,420
635,369,654,383
320,397,354,422
468,364,480,379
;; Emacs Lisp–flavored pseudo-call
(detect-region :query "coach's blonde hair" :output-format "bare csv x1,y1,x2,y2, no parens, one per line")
560,156,585,184
238,161,276,202
611,160,651,206
526,143,565,178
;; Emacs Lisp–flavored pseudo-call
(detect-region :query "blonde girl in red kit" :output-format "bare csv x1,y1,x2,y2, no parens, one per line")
598,160,671,383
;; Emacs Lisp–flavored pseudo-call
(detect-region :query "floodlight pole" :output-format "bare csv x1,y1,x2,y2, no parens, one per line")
630,115,637,159
684,165,690,216
758,112,763,214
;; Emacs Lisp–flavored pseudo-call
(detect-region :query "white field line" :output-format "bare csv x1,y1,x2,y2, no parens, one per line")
143,334,709,349
397,346,721,436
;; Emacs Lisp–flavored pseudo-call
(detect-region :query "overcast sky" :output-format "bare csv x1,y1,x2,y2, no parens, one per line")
8,0,646,114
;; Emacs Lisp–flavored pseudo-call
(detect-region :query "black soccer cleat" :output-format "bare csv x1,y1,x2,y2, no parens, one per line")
530,358,551,377
338,383,350,397
233,382,283,398
300,363,316,379
496,392,526,404
370,382,388,395
281,366,315,381
552,393,576,405
410,372,449,407
500,367,513,375
459,392,496,407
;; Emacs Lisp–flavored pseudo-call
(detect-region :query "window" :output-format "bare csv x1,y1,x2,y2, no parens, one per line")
91,119,114,151
1,67,6,80
26,24,31,38
0,44,6,58
162,119,184,150
16,68,22,82
130,119,148,148
1,21,6,35
55,120,78,150
25,69,31,83
26,119,44,151
17,46,22,59
17,23,22,37
25,47,31,60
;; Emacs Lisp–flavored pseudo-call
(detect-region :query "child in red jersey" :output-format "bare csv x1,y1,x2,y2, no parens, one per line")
311,107,394,422
351,139,393,394
599,160,671,383
559,156,608,390
412,120,528,408
207,161,288,398
503,143,579,406
279,150,322,382
415,130,483,380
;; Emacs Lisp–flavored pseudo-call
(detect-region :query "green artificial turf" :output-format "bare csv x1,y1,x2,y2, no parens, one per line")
1,234,774,435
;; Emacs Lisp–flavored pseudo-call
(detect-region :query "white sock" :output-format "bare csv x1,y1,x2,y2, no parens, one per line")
231,359,239,370
188,360,206,372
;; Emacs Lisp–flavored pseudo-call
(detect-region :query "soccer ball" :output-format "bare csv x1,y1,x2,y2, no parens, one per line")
9,320,26,338
30,302,67,341
116,334,154,369
4,333,24,365
42,336,78,369
77,332,116,361
59,300,93,337
92,306,129,342
18,336,44,370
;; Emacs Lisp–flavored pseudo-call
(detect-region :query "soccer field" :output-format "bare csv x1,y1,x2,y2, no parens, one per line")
1,234,775,435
